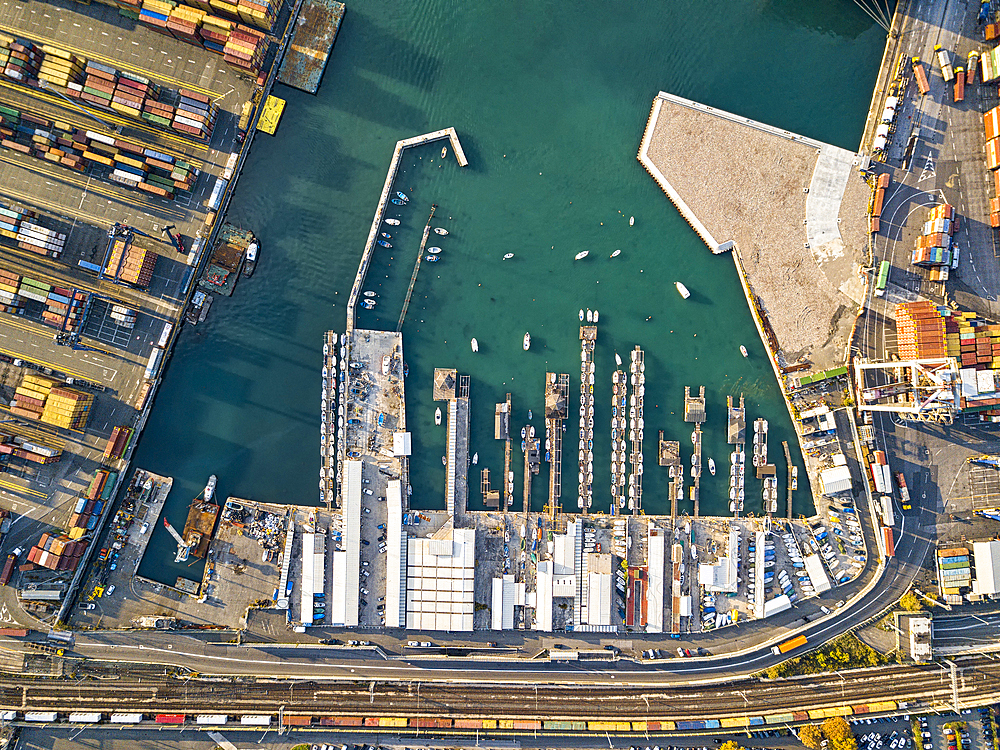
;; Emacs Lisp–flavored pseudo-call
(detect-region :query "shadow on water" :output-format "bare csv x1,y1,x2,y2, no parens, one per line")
764,0,894,37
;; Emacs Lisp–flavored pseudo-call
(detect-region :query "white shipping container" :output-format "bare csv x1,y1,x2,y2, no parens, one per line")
195,714,228,725
156,321,173,348
110,713,143,723
86,130,116,146
25,712,58,722
240,715,271,726
68,712,103,723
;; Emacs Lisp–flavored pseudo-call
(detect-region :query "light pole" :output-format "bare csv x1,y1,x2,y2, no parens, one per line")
37,79,120,134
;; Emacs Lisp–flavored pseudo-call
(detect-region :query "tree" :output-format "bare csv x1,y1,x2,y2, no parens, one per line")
823,716,859,750
899,591,923,612
800,724,825,749
719,741,742,750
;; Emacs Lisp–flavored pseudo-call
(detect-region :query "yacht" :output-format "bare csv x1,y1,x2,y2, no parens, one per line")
471,337,479,352
385,218,400,226
740,345,748,357
472,452,478,465
503,253,514,260
435,407,442,425
433,227,449,236
611,249,621,258
615,352,622,367
675,281,691,299
427,246,442,254
574,250,589,260
523,332,531,350
629,216,634,226
363,291,377,297
593,310,599,322
579,309,585,321
708,458,716,475
586,309,593,322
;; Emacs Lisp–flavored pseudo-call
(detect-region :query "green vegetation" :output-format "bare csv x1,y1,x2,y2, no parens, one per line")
898,591,923,611
764,633,893,678
719,741,742,750
291,744,310,750
798,717,857,750
944,722,967,750
911,719,924,750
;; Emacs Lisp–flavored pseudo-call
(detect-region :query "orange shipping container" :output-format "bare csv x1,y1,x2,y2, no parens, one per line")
988,137,1000,170
877,172,890,189
872,187,885,217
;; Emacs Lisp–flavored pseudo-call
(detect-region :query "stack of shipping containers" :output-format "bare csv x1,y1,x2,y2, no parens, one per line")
37,45,84,89
986,105,1000,228
893,301,947,359
104,233,158,288
102,425,133,461
10,373,61,420
172,89,217,139
0,269,22,315
40,385,94,430
1,37,40,82
26,532,87,572
911,203,956,280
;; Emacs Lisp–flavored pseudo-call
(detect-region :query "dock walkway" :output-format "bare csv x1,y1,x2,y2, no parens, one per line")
129,471,173,579
346,128,468,335
397,205,437,331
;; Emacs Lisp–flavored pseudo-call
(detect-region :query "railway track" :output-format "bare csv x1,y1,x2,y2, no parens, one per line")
4,656,1000,719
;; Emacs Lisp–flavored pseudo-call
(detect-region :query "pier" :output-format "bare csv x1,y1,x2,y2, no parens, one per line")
346,128,468,334
658,432,681,519
544,372,569,520
783,440,794,520
320,329,338,511
612,367,628,515
481,467,500,509
128,471,173,586
727,394,746,518
628,346,646,514
577,322,597,514
397,204,437,332
277,0,345,95
523,432,540,519
495,393,513,511
684,385,704,516
433,368,469,517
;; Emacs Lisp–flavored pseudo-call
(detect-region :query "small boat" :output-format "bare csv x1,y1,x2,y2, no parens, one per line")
471,337,479,352
586,309,593,323
363,291,377,297
380,232,392,239
361,300,376,309
382,355,391,375
523,332,531,350
740,345,748,358
426,255,439,262
528,409,533,420
503,253,514,260
521,427,527,439
675,281,691,299
403,361,409,377
574,250,589,261
435,407,442,425
615,352,622,366
708,458,716,476
629,216,634,226
396,191,409,202
385,218,400,226
433,228,449,236
472,452,478,465
391,198,405,206
593,310,599,322
611,249,621,258
377,239,392,248
579,309,585,321
442,456,447,466
243,241,258,277
441,146,447,158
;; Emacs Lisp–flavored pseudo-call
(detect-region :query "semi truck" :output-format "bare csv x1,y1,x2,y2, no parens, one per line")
0,547,22,586
936,45,955,83
912,57,930,95
771,634,808,655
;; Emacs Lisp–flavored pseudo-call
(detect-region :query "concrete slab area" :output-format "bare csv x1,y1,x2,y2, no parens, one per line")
639,92,871,369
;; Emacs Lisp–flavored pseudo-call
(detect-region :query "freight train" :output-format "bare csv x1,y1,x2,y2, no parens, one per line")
2,702,903,730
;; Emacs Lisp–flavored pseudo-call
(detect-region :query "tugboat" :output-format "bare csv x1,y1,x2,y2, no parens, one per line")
242,239,259,278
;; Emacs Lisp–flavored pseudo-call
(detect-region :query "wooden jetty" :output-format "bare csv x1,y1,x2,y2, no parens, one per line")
628,346,646,514
346,127,468,334
783,440,794,519
691,422,702,518
481,467,499,509
544,372,569,520
684,385,706,423
397,204,437,331
727,394,746,518
523,433,540,516
578,325,597,514
494,393,513,511
658,432,681,519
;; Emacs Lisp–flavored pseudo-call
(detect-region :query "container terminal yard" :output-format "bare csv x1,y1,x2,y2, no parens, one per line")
0,0,344,635
2,0,1000,742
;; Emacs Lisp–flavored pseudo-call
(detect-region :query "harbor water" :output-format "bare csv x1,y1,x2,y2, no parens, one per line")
133,0,888,584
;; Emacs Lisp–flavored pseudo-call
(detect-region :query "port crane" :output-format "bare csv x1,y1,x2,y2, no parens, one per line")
125,223,186,254
163,517,191,563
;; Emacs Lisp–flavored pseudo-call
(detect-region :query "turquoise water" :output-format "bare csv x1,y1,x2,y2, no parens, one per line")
134,0,888,584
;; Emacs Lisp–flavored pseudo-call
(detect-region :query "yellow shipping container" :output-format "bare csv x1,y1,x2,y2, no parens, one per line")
498,720,514,730
378,718,407,728
110,102,142,117
68,527,85,539
631,722,647,732
83,151,114,167
482,720,497,729
721,717,749,728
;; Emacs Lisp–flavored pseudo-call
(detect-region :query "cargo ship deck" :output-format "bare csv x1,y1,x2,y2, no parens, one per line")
278,0,345,94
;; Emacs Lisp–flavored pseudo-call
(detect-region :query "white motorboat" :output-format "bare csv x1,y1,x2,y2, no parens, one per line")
593,310,599,322
441,146,447,158
615,352,622,366
579,309,585,321
385,218,400,226
434,227,449,236
675,281,691,299
363,291,376,297
503,253,514,260
629,216,634,226
442,456,447,466
471,337,479,352
740,345,748,357
435,407,442,425
427,246,442,254
611,249,621,258
472,452,478,465
574,250,589,260
708,458,716,475
382,355,391,375
523,332,531,350
586,309,593,322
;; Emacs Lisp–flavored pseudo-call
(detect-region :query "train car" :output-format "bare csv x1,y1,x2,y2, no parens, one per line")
154,714,186,724
321,716,363,726
195,715,228,725
68,712,102,723
110,713,143,723
25,712,58,722
239,715,271,726
280,715,311,726
765,712,796,725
